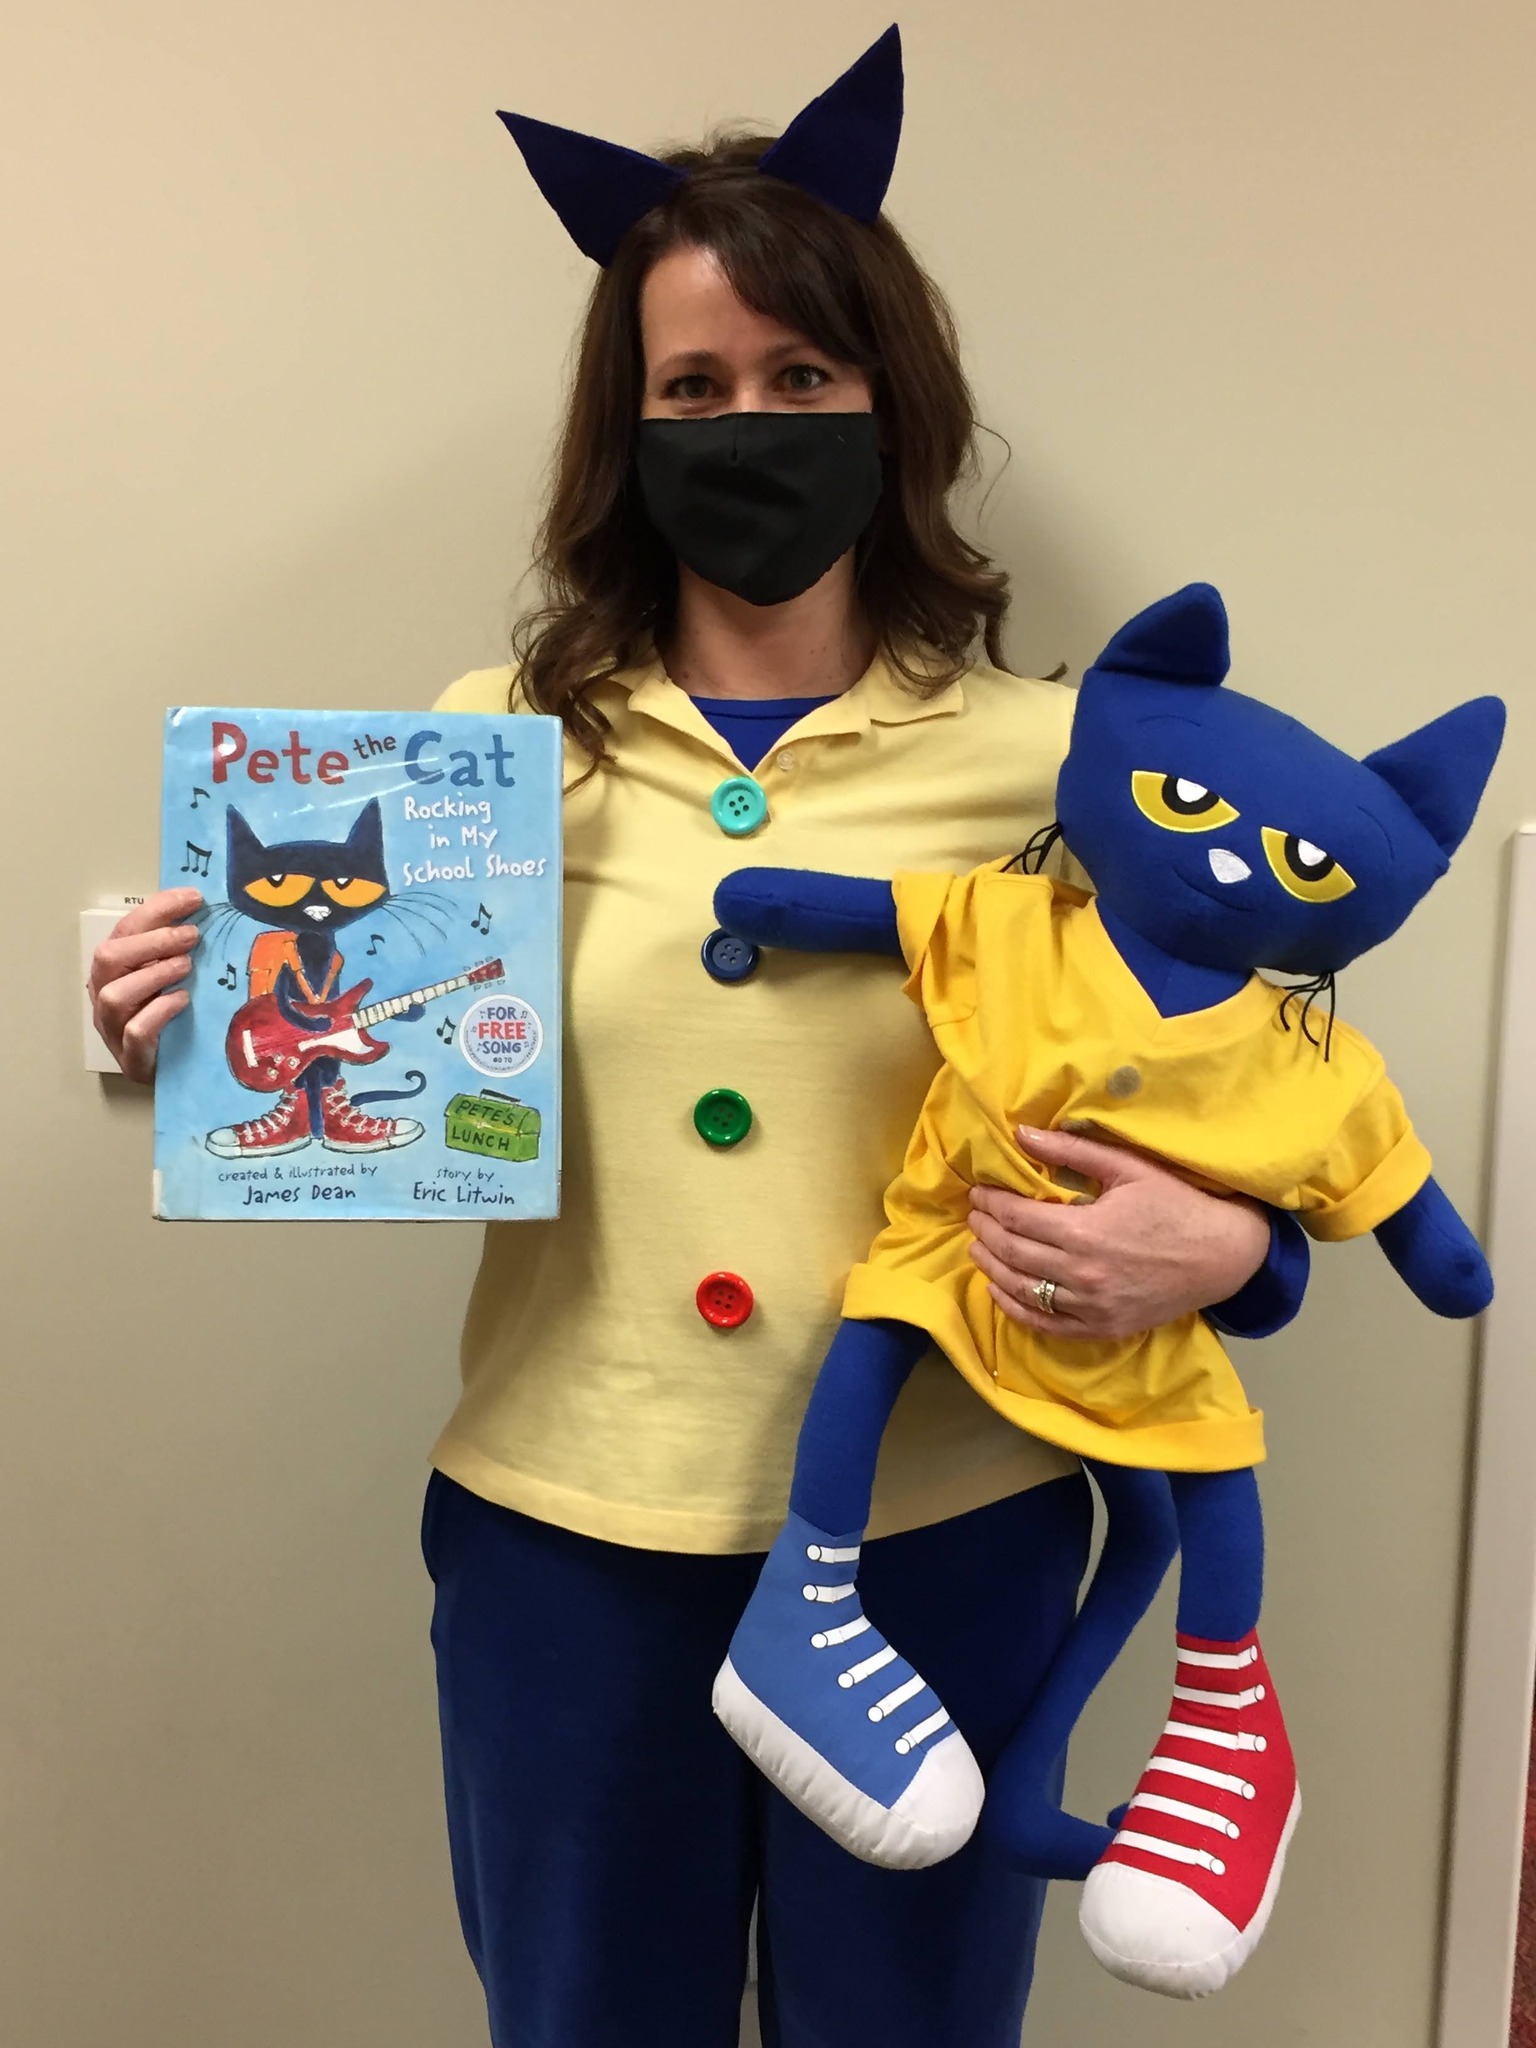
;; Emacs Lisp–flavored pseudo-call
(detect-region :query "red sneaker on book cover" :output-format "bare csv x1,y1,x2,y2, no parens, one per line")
1079,1629,1299,1999
205,1087,312,1159
318,1079,423,1153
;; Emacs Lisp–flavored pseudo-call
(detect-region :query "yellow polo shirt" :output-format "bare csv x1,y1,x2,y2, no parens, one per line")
428,651,1080,1553
843,865,1432,1471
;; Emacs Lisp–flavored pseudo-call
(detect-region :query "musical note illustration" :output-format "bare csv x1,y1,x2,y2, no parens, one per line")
190,785,211,810
436,1017,457,1044
366,933,385,956
181,841,212,876
217,962,237,990
470,902,492,936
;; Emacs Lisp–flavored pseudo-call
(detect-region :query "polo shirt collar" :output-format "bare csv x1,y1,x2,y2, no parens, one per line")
608,648,966,756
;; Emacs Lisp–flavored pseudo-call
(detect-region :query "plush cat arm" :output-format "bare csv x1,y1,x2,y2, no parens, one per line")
714,867,902,957
1205,1210,1311,1340
1373,1175,1493,1318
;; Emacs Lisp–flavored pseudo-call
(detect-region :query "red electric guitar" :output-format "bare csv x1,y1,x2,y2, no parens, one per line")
226,959,503,1091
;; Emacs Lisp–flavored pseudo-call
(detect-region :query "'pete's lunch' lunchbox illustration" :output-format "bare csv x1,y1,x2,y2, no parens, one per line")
445,1090,542,1162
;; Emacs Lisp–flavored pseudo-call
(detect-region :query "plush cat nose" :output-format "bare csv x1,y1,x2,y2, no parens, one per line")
303,904,332,920
1208,848,1252,885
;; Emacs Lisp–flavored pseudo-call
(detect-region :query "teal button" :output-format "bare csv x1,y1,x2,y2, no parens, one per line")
710,776,769,836
693,1087,754,1148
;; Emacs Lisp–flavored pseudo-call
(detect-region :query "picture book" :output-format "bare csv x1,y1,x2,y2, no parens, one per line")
153,707,562,1220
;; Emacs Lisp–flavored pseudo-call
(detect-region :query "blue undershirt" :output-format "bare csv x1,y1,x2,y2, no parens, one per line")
690,693,836,773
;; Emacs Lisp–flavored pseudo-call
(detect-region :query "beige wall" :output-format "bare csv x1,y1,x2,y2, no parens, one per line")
3,3,1531,2043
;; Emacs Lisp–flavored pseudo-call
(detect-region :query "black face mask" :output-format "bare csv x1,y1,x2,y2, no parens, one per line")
634,412,883,608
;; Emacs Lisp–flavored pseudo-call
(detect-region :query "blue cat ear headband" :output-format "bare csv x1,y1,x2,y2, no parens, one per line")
497,24,905,265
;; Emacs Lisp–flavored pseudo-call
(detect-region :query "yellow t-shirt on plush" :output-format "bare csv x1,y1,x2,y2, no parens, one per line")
842,865,1433,1471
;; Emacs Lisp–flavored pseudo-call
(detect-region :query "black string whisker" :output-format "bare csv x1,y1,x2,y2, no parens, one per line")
1276,969,1338,1061
1005,820,1064,875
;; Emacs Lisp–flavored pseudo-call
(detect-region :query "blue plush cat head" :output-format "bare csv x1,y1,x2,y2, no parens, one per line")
1056,585,1505,977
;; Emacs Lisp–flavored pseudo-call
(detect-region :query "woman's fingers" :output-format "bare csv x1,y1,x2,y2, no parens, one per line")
969,1184,1089,1260
90,920,202,998
968,1237,1087,1335
116,986,192,1083
95,948,196,1030
110,887,204,944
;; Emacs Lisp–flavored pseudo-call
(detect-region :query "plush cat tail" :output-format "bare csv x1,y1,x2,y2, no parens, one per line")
1090,582,1230,688
1363,695,1506,859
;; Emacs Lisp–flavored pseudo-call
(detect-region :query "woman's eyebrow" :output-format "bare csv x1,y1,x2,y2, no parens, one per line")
651,348,725,376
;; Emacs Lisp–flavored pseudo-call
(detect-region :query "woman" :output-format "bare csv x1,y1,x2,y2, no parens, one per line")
89,34,1304,2048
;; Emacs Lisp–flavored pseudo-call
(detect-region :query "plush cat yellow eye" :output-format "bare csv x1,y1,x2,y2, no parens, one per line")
1131,770,1240,833
1261,826,1356,902
244,873,314,908
321,877,388,908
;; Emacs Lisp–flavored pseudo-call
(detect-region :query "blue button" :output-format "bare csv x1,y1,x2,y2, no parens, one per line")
701,928,760,984
710,776,769,836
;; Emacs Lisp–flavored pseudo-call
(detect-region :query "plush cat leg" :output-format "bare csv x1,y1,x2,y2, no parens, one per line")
713,1317,985,1868
982,1462,1178,1878
1080,1468,1299,1999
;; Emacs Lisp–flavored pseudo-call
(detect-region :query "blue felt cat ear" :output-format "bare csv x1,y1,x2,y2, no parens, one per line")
758,25,904,225
498,25,904,265
1089,583,1231,688
496,113,689,267
1363,696,1506,858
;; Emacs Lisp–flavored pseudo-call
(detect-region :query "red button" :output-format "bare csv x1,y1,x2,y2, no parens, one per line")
696,1271,754,1329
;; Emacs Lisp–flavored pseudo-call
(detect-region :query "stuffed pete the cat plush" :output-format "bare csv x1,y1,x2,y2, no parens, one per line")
709,583,1504,1999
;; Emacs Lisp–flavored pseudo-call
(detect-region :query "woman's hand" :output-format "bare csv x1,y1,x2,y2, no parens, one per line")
968,1124,1270,1341
88,887,204,1084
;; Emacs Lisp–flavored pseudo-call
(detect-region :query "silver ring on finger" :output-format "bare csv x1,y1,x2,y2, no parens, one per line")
1033,1277,1058,1316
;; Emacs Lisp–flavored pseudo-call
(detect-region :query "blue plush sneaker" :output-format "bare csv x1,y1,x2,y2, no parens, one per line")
712,1511,984,1868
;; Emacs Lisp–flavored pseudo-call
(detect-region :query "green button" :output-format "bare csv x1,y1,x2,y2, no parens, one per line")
693,1087,754,1148
710,776,769,836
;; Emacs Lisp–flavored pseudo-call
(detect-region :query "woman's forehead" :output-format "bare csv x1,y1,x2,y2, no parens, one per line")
639,245,815,370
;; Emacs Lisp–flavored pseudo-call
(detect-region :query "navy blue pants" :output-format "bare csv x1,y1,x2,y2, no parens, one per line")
422,1468,1093,2048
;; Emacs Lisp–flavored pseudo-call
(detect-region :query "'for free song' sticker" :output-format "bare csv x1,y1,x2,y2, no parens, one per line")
458,993,544,1082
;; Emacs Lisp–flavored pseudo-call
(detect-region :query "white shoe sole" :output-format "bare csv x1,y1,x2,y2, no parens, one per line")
204,1130,311,1159
712,1655,983,1870
1080,1785,1302,1998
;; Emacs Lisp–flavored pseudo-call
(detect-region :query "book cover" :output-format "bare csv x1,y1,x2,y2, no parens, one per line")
153,707,562,1220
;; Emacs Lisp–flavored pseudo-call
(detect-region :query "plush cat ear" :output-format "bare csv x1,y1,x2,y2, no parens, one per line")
1090,583,1230,687
1363,696,1505,857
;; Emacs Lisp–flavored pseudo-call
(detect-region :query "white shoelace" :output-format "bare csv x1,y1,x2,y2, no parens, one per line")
1113,1646,1266,1871
801,1542,949,1759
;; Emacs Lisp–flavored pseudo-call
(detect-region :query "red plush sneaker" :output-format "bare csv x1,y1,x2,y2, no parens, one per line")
317,1078,423,1153
1079,1630,1299,1999
205,1087,312,1159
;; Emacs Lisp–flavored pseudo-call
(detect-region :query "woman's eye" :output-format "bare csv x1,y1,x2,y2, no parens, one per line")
1261,826,1356,902
663,373,715,402
1131,770,1240,833
781,362,831,394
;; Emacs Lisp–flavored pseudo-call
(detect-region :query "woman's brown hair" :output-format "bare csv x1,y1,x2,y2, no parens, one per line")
512,132,1010,766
